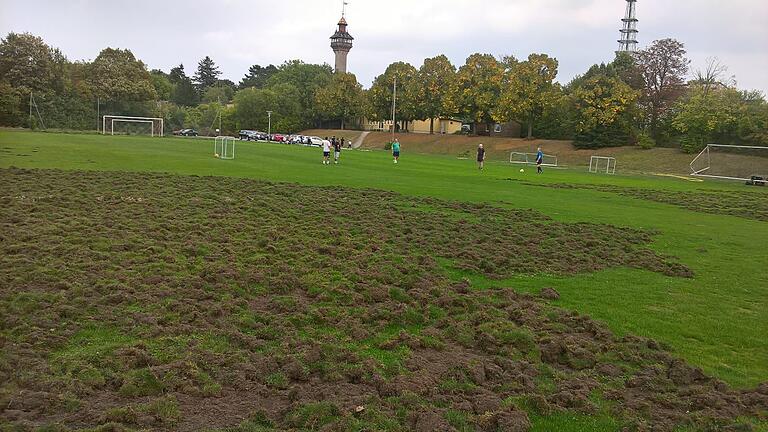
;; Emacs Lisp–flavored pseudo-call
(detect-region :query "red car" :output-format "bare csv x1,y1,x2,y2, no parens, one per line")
272,134,285,142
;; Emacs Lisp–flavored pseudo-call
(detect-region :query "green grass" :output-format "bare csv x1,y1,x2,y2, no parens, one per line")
1,130,767,429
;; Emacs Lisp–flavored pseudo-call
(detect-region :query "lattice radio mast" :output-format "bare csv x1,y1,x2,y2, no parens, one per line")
617,0,639,53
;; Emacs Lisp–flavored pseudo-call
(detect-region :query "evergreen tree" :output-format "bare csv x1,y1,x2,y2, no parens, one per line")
239,64,278,89
194,56,221,92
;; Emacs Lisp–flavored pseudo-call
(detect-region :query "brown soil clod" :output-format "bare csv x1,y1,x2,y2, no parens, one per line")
540,287,561,300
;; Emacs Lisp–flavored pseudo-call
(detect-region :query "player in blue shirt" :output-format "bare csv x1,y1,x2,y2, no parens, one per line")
536,147,544,174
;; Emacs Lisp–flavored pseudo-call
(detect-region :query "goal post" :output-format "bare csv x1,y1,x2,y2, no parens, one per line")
690,144,768,181
589,156,616,174
510,152,558,167
102,115,164,137
215,136,236,160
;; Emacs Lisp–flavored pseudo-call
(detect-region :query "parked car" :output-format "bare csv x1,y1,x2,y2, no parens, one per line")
239,130,256,140
308,136,323,147
272,134,286,143
174,128,198,137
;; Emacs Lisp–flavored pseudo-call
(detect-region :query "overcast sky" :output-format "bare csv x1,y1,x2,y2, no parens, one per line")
1,0,767,93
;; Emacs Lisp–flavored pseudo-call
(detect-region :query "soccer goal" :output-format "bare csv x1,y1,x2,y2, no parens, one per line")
102,115,164,137
690,144,768,181
589,156,616,174
215,136,236,160
510,152,558,167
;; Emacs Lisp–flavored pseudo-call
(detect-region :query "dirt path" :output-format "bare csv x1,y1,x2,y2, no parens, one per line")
351,131,370,149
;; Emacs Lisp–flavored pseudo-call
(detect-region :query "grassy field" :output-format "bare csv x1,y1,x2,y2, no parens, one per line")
1,130,767,431
329,130,704,175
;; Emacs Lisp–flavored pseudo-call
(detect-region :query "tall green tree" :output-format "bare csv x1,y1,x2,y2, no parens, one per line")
150,70,173,101
571,75,639,148
87,48,156,102
447,53,504,133
240,64,278,89
494,53,559,138
413,55,456,134
266,60,333,127
0,32,66,94
636,38,690,140
167,65,198,106
194,56,222,92
314,72,365,129
367,62,419,129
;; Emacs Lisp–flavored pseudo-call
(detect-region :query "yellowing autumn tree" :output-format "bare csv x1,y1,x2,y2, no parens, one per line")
314,72,366,130
494,53,559,139
571,75,639,148
412,55,456,134
446,53,503,133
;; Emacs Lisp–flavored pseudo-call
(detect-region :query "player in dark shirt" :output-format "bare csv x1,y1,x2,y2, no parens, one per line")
333,140,342,164
477,143,486,170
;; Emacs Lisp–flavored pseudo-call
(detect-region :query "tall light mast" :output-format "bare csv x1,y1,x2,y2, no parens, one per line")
617,0,639,53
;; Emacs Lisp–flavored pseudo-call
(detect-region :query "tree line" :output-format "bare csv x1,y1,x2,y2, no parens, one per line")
1,32,766,152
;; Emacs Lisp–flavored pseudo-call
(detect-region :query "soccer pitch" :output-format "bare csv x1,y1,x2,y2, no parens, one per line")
1,130,767,431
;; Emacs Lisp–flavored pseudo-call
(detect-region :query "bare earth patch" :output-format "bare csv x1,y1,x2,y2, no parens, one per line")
1,168,764,431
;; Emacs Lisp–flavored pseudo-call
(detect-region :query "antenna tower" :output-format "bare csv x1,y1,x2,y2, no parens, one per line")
617,0,639,53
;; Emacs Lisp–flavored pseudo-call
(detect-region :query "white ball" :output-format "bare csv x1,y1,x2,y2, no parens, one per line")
520,168,525,173
215,153,220,158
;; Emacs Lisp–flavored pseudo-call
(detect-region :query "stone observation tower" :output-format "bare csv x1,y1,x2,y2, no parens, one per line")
330,4,354,73
617,0,639,53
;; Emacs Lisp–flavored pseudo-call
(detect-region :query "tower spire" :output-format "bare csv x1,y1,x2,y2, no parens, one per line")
330,3,353,73
617,0,639,53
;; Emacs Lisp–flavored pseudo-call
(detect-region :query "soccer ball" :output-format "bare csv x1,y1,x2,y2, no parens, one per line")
520,168,525,173
214,153,220,158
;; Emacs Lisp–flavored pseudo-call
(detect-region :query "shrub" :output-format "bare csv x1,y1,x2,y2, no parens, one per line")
637,133,656,150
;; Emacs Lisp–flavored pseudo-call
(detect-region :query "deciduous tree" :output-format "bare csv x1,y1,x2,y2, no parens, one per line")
314,72,365,129
413,55,456,133
87,48,156,102
447,53,503,134
367,62,419,128
571,75,639,148
636,38,690,140
494,53,559,139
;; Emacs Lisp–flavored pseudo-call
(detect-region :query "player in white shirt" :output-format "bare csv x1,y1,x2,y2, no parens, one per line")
321,140,332,165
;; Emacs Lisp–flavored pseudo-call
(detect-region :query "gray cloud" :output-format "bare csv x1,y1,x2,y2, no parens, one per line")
1,0,766,93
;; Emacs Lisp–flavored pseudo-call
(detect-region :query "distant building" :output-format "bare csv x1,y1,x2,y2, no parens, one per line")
362,118,461,134
330,16,353,73
410,118,463,135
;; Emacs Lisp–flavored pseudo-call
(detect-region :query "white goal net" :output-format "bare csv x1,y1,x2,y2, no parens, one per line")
102,115,164,137
690,144,768,181
589,156,616,175
510,152,558,167
214,136,236,160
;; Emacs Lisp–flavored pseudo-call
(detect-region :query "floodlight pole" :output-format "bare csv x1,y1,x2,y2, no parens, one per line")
267,111,272,136
391,76,397,141
96,97,100,132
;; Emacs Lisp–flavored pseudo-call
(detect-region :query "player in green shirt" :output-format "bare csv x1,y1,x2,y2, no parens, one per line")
392,139,401,164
